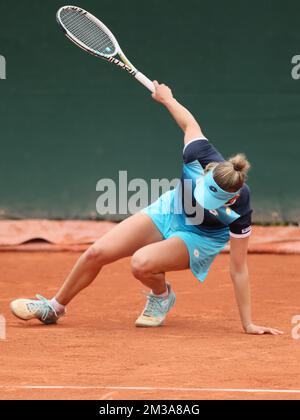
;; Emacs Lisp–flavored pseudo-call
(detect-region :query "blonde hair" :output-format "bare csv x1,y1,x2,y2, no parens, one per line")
205,154,251,193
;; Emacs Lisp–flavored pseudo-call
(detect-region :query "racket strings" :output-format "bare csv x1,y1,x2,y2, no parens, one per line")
60,10,116,55
63,13,114,53
62,12,112,52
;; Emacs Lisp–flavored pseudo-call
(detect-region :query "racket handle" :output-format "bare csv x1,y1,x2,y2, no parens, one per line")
135,72,155,93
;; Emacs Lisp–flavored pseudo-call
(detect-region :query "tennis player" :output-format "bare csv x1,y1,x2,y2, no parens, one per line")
11,81,282,335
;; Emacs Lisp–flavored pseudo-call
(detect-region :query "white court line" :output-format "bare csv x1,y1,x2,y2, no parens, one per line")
1,385,300,394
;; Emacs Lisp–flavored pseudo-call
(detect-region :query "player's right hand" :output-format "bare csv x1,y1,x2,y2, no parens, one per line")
245,324,284,336
152,81,174,104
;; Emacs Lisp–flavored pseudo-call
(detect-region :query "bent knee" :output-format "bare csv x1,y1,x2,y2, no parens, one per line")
131,252,154,279
84,245,111,265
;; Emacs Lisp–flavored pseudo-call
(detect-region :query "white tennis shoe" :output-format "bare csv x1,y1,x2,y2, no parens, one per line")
10,295,65,325
135,284,176,327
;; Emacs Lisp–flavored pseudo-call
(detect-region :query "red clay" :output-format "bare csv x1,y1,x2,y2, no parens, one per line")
1,252,300,400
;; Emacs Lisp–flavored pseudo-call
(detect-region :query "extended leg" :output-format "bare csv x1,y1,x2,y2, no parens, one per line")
10,213,162,324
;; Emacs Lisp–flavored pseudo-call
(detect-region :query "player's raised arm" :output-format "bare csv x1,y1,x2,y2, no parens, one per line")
152,81,204,144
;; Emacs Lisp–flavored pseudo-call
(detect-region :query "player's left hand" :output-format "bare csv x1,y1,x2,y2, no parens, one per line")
245,324,284,335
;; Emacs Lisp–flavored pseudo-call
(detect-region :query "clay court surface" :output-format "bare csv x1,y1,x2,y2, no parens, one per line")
1,252,300,400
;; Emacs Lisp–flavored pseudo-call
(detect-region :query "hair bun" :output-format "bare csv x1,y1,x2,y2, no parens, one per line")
229,154,251,175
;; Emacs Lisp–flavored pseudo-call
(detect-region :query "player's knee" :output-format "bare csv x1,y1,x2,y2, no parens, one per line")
84,245,110,266
131,252,153,279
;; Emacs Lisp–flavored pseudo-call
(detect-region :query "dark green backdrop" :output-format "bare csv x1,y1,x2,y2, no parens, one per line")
1,0,300,222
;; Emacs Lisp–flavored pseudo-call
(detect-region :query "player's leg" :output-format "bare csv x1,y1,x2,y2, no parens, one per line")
131,237,190,327
55,213,162,306
10,213,163,324
131,237,190,294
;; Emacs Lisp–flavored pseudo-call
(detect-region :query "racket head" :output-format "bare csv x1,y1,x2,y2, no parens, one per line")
56,5,120,58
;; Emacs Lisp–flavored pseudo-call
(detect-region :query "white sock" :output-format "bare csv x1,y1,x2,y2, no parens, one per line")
152,286,169,299
50,298,66,315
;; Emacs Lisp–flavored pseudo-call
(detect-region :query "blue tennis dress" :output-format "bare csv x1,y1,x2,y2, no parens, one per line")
142,138,252,281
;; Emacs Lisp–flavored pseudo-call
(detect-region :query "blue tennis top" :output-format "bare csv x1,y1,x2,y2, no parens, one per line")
180,137,252,238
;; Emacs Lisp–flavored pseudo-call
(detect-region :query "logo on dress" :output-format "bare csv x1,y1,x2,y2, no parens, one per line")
226,207,232,215
242,226,251,234
194,249,200,258
209,210,219,217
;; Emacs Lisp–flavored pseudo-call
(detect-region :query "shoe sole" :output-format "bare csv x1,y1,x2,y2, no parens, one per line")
10,302,32,321
135,319,165,328
135,292,176,328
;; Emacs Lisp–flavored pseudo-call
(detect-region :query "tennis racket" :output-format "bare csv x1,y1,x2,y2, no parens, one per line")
56,5,155,92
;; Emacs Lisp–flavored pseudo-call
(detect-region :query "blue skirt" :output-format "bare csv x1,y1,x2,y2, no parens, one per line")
142,190,230,282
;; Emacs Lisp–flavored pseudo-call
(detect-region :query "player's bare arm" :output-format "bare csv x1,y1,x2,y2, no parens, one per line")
152,81,204,144
230,236,283,335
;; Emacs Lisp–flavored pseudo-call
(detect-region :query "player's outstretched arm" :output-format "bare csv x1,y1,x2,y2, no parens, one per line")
230,236,284,336
152,81,204,145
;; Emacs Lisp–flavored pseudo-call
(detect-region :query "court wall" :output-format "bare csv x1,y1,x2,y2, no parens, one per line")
1,0,299,222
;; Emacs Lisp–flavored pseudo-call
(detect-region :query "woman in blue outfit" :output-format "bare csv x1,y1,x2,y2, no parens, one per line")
11,82,282,335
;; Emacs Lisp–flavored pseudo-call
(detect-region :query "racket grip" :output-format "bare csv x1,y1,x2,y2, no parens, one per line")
135,72,155,93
